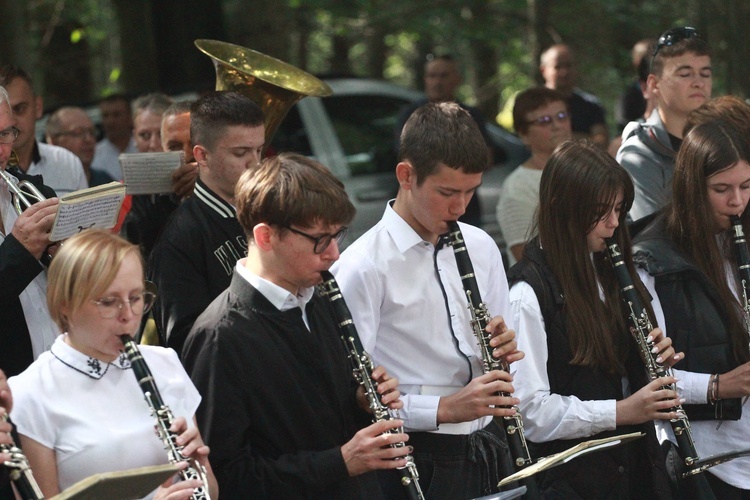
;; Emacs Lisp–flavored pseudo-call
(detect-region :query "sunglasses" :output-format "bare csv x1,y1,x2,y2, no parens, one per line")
652,27,700,59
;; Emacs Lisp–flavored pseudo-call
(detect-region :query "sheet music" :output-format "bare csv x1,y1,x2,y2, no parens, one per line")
50,183,126,241
120,152,183,195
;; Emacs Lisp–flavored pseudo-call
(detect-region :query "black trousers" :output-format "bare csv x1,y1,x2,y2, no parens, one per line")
379,420,513,500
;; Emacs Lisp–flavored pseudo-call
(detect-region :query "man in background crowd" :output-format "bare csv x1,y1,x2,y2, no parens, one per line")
0,65,86,196
120,94,197,258
92,93,137,181
539,44,608,149
45,106,114,187
617,27,712,221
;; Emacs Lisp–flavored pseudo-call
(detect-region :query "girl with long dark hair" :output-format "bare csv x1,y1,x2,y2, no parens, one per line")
507,140,680,497
634,120,750,497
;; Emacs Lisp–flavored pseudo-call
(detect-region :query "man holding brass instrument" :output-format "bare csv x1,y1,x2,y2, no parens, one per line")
149,91,264,354
0,65,86,196
0,85,60,377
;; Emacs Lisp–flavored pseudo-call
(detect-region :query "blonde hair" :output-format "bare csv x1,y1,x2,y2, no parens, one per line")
47,230,143,331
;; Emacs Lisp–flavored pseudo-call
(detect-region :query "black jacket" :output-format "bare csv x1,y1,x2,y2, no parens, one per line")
633,214,743,421
149,179,247,353
182,272,383,499
0,169,56,378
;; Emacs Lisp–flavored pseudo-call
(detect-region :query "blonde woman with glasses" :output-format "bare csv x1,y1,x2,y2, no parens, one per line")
8,229,217,499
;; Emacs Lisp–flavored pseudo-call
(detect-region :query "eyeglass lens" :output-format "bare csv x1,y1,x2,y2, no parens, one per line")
530,112,568,126
95,292,155,318
0,127,19,144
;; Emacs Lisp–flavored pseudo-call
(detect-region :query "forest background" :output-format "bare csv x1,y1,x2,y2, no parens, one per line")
1,0,747,137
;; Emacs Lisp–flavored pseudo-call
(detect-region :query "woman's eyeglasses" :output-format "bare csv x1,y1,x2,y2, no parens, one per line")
527,111,569,127
92,291,156,319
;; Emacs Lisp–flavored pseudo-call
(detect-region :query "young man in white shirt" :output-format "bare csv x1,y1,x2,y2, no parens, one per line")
333,102,523,499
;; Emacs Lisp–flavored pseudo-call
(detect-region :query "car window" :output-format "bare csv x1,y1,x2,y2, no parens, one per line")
271,105,313,157
321,95,409,176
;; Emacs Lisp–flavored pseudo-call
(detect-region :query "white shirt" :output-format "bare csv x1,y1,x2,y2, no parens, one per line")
92,137,137,181
27,142,87,196
0,177,59,357
638,267,750,488
8,335,201,497
496,166,543,267
508,280,617,442
332,202,511,434
235,258,315,328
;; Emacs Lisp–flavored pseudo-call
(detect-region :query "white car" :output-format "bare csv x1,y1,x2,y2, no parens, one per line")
271,78,528,250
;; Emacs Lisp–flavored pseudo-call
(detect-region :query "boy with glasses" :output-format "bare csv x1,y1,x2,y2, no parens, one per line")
182,152,409,498
617,27,712,221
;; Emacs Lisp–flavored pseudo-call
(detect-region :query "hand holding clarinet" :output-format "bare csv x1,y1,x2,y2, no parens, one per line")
319,271,424,499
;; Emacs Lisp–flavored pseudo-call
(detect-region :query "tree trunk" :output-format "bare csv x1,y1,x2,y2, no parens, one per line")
41,20,93,106
365,24,388,79
151,0,226,94
111,0,158,94
0,0,29,68
528,0,550,85
330,34,351,76
225,0,292,61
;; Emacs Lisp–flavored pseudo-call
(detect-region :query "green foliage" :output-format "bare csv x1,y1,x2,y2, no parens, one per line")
12,0,750,114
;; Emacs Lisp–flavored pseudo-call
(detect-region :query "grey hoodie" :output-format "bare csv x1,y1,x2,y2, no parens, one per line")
616,108,676,221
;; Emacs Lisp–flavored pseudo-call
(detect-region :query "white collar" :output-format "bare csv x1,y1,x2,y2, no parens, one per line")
382,201,437,253
50,335,131,380
235,258,315,312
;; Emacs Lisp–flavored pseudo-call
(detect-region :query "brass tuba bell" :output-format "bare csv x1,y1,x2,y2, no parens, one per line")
194,39,332,148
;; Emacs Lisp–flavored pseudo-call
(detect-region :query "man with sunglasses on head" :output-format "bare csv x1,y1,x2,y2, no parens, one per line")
182,153,408,498
617,27,712,222
149,91,264,355
0,85,60,379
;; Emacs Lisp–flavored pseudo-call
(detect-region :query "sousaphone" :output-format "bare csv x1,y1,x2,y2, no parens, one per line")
195,39,332,148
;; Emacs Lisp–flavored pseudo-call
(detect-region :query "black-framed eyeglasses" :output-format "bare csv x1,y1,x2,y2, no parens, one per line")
285,226,349,254
528,111,569,127
56,127,97,140
92,291,156,319
652,27,700,58
0,126,19,145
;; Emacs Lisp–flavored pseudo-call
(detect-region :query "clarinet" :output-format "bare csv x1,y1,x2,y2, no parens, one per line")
0,414,44,500
605,238,721,495
318,271,425,500
120,335,210,500
730,215,750,338
446,221,539,497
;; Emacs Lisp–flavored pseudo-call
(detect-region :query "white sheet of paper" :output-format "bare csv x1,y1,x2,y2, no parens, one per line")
120,152,183,195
